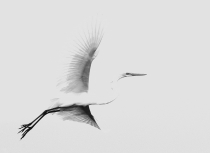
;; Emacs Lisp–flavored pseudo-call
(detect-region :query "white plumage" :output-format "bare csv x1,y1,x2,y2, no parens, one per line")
18,20,146,139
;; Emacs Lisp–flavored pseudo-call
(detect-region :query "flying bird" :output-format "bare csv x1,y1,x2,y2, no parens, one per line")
18,21,146,139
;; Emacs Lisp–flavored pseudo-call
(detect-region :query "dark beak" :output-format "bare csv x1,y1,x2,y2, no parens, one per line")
130,73,147,76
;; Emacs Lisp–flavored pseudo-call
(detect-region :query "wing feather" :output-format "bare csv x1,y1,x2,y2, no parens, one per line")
57,22,103,93
57,105,100,129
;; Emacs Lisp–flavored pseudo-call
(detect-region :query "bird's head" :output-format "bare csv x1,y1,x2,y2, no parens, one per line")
119,72,147,80
123,72,146,77
110,72,146,90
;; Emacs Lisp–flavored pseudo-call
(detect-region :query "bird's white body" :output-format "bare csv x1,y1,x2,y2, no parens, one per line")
18,19,146,139
49,76,119,108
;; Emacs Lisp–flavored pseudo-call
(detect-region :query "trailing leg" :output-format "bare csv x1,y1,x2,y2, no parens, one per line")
18,107,61,139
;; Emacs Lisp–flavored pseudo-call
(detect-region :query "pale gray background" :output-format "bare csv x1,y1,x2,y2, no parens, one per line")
0,0,210,153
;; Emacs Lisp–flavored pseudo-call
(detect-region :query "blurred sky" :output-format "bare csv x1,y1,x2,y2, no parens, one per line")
0,0,210,153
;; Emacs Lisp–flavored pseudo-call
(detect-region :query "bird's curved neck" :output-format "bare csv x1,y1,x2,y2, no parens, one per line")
89,74,124,105
111,76,120,90
110,74,124,98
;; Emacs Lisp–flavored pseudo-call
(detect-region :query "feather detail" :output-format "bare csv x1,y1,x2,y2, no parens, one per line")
57,105,100,129
57,21,103,93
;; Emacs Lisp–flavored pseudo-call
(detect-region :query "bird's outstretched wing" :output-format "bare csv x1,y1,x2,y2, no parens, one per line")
58,105,100,129
57,23,103,93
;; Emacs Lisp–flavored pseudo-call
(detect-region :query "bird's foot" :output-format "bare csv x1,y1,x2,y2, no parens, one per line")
18,123,33,139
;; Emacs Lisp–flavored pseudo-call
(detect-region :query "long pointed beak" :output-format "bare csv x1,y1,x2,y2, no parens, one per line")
130,73,147,76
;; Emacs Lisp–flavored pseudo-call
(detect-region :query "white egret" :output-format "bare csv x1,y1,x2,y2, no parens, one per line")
18,22,146,139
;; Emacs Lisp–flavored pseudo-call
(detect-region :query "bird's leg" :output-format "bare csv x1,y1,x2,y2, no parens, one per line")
18,107,61,139
19,111,46,128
